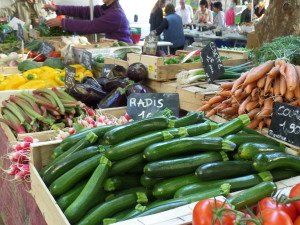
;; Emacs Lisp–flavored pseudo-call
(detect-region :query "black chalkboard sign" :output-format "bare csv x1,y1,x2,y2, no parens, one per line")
127,93,179,120
268,102,300,148
81,51,92,70
65,66,76,90
102,64,115,77
38,42,55,57
143,35,158,55
17,23,24,42
200,42,225,82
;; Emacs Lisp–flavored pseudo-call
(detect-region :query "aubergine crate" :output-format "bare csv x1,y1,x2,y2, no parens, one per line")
176,49,249,60
30,141,300,225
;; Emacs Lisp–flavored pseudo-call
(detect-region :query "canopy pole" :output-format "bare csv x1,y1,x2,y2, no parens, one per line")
90,0,97,43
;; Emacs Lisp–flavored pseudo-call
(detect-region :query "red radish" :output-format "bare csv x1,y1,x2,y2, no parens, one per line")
124,113,130,121
88,124,94,128
23,137,34,143
9,150,29,163
69,128,76,135
5,164,20,176
86,117,95,125
95,122,105,127
20,142,31,149
14,144,23,151
14,165,30,181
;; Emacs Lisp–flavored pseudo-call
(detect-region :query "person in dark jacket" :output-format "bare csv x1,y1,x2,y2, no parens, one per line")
154,3,185,55
240,3,252,23
43,0,132,43
149,0,166,31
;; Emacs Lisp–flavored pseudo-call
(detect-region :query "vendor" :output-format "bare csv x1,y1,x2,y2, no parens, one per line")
240,3,252,24
149,0,166,31
175,0,193,25
0,0,51,27
212,2,225,28
254,1,265,21
43,0,132,43
193,0,213,25
154,3,185,55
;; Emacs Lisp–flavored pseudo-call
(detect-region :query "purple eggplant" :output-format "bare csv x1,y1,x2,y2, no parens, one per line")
126,84,151,96
98,87,127,108
69,84,108,107
103,78,132,92
127,63,148,82
111,65,127,78
96,77,109,87
81,76,102,89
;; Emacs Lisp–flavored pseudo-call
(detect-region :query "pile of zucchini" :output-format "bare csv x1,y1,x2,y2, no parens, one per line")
39,112,300,225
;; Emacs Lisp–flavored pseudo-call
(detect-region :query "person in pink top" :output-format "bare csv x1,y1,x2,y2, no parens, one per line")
225,3,235,26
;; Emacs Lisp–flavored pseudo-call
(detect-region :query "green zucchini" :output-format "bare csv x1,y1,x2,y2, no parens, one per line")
60,125,116,152
238,143,285,160
227,181,277,210
184,121,218,137
43,146,102,185
241,126,263,135
253,152,300,172
51,145,63,159
140,174,163,189
64,156,112,224
56,179,88,211
152,174,199,199
224,134,283,148
105,186,153,202
173,111,204,127
199,114,250,137
49,153,104,196
104,175,141,191
195,160,256,181
144,152,228,178
270,168,299,181
40,131,98,176
103,117,171,145
112,208,134,219
122,204,147,220
110,153,144,176
77,193,147,225
143,137,236,161
174,171,273,198
127,162,144,174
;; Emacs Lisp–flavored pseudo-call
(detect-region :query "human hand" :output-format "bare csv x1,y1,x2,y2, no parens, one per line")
46,18,62,27
43,4,57,11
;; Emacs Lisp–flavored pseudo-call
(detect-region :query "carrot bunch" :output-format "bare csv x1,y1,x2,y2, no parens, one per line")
197,60,300,130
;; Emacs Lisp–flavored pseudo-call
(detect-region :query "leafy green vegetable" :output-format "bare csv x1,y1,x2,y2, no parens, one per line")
255,35,300,65
36,23,73,37
93,55,104,63
18,60,41,71
220,46,254,59
43,57,65,69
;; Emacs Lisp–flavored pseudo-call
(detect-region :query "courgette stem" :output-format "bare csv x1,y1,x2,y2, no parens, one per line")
103,218,117,225
162,131,174,141
220,183,231,196
222,140,236,151
238,114,251,126
168,119,175,128
100,156,112,166
258,171,273,182
136,192,148,204
220,151,229,161
104,178,116,191
177,127,188,137
86,131,98,144
207,121,219,131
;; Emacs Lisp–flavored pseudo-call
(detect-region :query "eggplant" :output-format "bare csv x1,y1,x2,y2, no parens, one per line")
96,77,109,86
81,76,102,89
103,78,132,92
111,65,127,78
68,84,108,107
98,88,127,108
127,63,148,82
126,84,151,96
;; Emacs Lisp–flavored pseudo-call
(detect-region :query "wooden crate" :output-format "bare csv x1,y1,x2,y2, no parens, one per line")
176,49,249,60
1,67,21,75
104,57,129,69
127,53,248,81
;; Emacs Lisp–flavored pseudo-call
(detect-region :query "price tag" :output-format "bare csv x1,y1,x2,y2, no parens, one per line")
102,64,115,78
143,35,158,55
81,50,92,70
200,42,225,82
17,23,24,41
127,93,179,120
64,45,72,64
268,102,300,148
65,66,76,90
38,42,55,57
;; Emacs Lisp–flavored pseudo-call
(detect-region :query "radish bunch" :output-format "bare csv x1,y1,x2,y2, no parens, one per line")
4,137,39,181
55,113,133,140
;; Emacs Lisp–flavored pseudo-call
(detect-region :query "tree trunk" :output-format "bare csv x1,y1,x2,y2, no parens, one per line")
255,0,300,46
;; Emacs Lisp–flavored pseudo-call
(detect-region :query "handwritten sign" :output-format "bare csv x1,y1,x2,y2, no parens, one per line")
65,66,76,90
81,50,92,70
200,42,224,82
38,42,55,57
102,64,115,78
127,93,179,120
268,102,300,148
17,23,24,41
143,35,158,55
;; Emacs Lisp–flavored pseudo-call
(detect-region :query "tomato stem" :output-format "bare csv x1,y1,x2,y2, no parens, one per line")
283,195,300,204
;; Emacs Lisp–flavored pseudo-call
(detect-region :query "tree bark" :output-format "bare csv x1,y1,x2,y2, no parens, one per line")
255,0,300,46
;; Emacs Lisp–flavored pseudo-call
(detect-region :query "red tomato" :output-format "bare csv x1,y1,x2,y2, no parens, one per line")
294,216,300,225
257,197,297,221
249,208,293,225
289,184,300,214
192,199,236,225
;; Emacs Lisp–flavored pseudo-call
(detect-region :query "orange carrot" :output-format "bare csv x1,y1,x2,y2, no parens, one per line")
206,109,216,117
256,98,273,120
214,104,228,113
248,118,260,129
284,63,298,91
289,100,299,106
252,94,259,102
246,101,259,112
275,59,287,76
244,61,274,85
231,72,248,94
266,65,280,78
260,89,265,97
259,97,265,106
257,76,267,88
234,89,243,97
285,90,294,101
222,98,232,105
220,82,234,90
273,78,281,96
274,96,283,102
251,88,258,97
258,120,265,130
248,108,260,120
221,107,238,115
238,95,251,115
245,82,257,94
279,74,287,95
208,95,226,105
264,118,271,127
217,90,231,97
196,103,211,112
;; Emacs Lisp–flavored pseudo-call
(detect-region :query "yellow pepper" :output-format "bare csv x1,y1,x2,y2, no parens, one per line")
44,79,59,88
83,70,93,77
25,68,42,75
18,80,46,90
0,75,5,82
41,66,56,72
5,76,26,90
23,71,39,81
75,71,85,81
39,71,57,80
54,74,65,86
0,80,9,90
70,64,86,73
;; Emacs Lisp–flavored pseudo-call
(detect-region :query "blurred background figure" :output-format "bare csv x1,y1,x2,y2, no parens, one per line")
240,3,252,24
193,0,213,24
212,2,225,28
225,2,235,26
175,0,193,25
154,3,185,54
0,0,51,27
149,0,166,31
254,1,265,21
